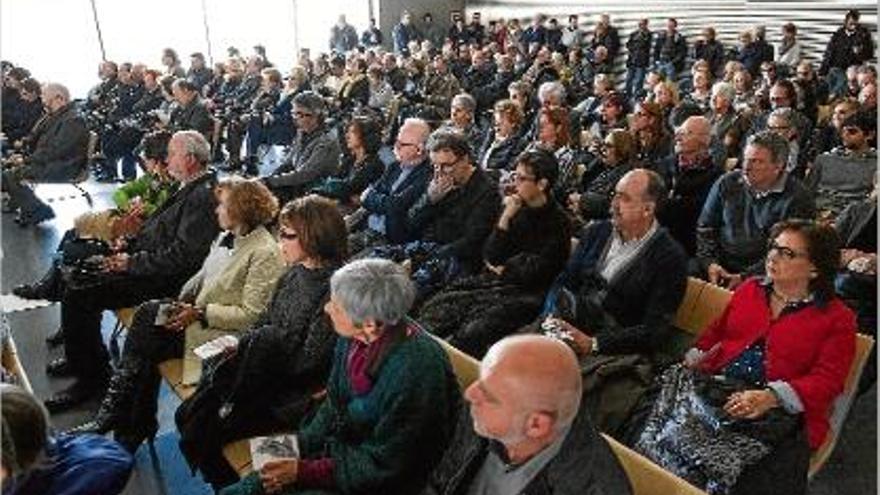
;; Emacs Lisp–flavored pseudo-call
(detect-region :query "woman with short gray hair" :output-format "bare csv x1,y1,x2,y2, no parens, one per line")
220,257,461,495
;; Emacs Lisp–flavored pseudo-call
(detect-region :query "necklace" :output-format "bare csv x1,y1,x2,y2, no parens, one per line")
771,289,809,305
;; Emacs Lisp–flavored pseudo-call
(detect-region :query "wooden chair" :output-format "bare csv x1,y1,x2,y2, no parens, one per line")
604,434,708,495
2,334,33,393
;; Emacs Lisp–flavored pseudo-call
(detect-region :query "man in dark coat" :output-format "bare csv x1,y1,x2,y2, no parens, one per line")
820,10,875,78
329,15,359,53
406,130,502,277
2,82,88,225
169,79,213,139
44,130,220,413
421,335,633,495
652,18,687,80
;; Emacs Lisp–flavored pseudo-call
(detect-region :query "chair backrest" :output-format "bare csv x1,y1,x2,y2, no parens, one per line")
432,334,480,390
603,434,708,495
2,336,33,394
808,333,874,478
672,277,733,336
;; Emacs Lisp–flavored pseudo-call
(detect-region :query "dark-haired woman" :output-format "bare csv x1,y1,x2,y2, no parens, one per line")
418,149,571,357
311,116,383,209
634,219,856,495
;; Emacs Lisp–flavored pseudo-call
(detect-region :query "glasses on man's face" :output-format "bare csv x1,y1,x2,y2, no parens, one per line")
293,111,314,118
279,230,299,241
511,172,537,183
767,124,790,132
434,159,460,173
394,140,418,149
768,242,807,260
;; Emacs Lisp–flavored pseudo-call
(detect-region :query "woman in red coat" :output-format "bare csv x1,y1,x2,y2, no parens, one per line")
635,219,856,495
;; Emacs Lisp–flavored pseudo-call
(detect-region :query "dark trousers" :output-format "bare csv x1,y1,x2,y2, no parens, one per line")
2,166,50,214
116,301,185,437
61,271,181,382
731,425,810,495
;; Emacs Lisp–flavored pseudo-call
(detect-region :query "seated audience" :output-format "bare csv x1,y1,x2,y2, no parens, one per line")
348,118,432,253
635,219,855,495
535,106,581,198
806,111,876,220
804,98,859,164
44,131,220,412
219,258,461,495
175,194,348,488
418,149,571,357
437,93,484,153
1,384,133,495
168,78,213,138
421,335,633,495
264,91,341,203
70,178,284,452
697,131,815,288
369,131,501,298
2,82,88,225
311,116,383,209
629,101,673,165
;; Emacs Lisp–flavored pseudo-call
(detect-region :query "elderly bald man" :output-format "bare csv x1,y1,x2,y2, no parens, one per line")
2,82,89,226
422,335,632,495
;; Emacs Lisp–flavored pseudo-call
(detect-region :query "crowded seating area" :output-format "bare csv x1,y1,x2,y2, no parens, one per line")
1,4,876,495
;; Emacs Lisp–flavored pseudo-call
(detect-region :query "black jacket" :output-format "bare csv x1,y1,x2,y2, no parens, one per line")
652,31,688,71
169,98,213,139
361,158,432,244
820,25,876,74
625,29,653,68
128,172,220,279
656,155,725,256
477,129,528,173
408,169,502,273
546,220,688,357
421,401,633,495
25,103,89,181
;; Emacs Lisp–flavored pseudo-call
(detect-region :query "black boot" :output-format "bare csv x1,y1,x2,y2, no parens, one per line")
66,364,140,435
243,156,259,177
13,261,63,302
114,365,162,453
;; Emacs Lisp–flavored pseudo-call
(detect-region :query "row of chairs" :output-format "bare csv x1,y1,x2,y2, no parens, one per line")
115,276,873,494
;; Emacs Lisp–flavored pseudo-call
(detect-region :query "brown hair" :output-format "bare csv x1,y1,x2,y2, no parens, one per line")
279,195,348,265
216,178,279,232
494,99,524,128
540,106,571,147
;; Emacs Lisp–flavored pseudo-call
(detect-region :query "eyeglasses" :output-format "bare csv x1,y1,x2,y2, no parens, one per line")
394,140,418,149
279,230,299,241
767,125,791,131
511,172,537,182
434,159,461,172
768,242,807,260
293,111,314,118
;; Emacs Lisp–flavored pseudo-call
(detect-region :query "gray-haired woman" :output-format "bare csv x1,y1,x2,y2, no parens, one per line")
220,258,461,495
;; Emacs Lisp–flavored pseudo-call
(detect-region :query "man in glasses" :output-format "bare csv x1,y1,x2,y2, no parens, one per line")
697,131,814,289
349,118,432,255
264,91,341,203
807,111,876,220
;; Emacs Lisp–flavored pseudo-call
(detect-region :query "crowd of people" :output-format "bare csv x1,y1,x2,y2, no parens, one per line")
1,5,876,495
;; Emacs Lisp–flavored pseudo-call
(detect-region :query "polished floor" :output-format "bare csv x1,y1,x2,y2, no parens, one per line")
1,180,876,495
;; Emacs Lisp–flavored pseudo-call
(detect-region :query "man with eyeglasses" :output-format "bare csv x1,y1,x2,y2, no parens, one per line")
349,118,432,255
264,91,341,203
765,108,805,177
806,111,876,220
697,131,814,289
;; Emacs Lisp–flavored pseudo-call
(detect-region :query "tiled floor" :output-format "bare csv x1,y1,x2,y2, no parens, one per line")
1,180,875,494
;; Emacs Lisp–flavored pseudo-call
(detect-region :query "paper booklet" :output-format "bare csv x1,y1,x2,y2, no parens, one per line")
250,434,300,471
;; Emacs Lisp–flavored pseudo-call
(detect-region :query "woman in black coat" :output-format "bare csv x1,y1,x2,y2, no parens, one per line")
417,149,571,357
477,99,529,181
311,116,384,210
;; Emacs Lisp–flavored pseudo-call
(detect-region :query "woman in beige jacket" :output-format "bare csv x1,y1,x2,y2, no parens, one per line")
69,177,285,451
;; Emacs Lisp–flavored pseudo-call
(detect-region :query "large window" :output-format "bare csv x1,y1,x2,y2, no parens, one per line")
1,0,370,98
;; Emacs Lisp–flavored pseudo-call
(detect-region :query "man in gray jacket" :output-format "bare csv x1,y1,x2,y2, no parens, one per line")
264,91,341,203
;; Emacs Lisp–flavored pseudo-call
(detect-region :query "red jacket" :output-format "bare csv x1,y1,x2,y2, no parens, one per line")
695,278,856,449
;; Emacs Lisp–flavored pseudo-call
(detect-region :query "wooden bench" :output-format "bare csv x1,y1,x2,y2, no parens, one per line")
2,333,33,393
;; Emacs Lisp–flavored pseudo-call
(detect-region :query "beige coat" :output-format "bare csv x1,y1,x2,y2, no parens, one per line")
179,226,285,383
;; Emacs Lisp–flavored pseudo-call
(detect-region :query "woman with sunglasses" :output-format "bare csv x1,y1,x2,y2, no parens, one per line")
633,219,856,495
176,195,349,489
70,179,285,453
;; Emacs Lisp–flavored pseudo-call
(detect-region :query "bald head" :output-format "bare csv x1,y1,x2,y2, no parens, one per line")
483,335,582,430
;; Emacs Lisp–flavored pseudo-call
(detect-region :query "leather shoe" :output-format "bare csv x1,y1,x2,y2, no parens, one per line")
44,379,105,414
46,357,75,378
46,327,64,348
12,282,52,301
